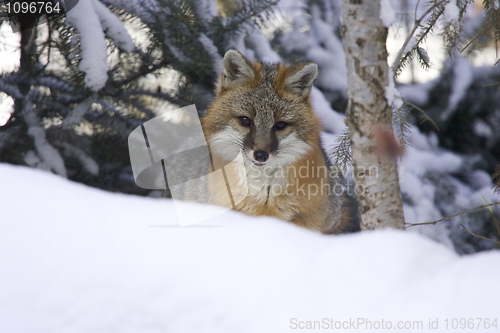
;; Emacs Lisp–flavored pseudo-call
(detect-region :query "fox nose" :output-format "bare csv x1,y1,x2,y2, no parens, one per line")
254,150,269,162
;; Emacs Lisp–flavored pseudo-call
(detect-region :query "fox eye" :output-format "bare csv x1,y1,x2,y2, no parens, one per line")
238,116,252,127
274,121,287,130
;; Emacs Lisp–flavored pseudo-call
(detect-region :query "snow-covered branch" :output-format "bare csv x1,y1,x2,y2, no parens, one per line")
21,93,67,177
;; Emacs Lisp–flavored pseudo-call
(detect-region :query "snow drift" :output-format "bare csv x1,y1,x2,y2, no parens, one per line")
0,163,499,332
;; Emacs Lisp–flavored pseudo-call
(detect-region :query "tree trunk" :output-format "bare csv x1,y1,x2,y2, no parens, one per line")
340,0,405,230
3,20,38,165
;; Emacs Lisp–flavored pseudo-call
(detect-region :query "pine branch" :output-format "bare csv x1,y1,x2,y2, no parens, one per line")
392,0,448,79
415,1,445,44
462,0,500,62
128,89,189,108
441,0,474,57
224,0,278,29
209,0,278,50
0,77,24,99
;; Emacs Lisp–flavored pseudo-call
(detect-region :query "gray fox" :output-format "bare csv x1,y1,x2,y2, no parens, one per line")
198,50,359,234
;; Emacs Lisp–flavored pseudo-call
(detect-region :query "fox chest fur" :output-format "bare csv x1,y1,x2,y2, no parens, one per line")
200,50,359,234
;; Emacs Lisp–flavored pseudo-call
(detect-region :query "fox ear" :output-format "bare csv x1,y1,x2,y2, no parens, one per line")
284,63,318,97
221,50,255,88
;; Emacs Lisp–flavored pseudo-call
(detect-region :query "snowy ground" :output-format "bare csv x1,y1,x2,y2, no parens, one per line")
1,163,499,332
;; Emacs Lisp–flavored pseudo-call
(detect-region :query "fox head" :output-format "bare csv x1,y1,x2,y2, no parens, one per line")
203,50,322,168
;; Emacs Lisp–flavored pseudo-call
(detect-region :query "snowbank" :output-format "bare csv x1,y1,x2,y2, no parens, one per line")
1,163,499,332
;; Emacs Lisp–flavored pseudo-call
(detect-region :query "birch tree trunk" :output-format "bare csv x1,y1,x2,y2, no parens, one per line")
340,0,405,230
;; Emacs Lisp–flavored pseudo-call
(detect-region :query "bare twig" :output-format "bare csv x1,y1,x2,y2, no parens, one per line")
480,195,500,241
405,201,500,227
414,0,422,22
460,24,488,53
404,99,439,131
461,224,500,244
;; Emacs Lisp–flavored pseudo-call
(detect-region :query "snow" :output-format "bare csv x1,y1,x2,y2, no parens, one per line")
380,0,395,28
247,30,282,63
401,146,463,177
66,0,109,91
399,80,436,105
473,119,493,137
310,86,346,134
385,68,404,109
441,56,473,121
21,98,67,177
60,142,100,176
442,0,460,27
395,124,500,251
403,37,418,54
306,6,347,93
1,163,500,332
91,0,135,53
61,98,94,129
199,33,223,75
66,0,135,90
192,0,217,21
277,4,347,100
0,92,14,126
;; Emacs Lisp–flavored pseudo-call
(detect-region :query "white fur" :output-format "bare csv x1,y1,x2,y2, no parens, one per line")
209,126,244,162
241,158,300,220
272,133,311,167
244,160,286,203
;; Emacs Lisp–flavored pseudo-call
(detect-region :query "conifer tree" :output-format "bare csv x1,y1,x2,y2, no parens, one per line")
0,0,277,194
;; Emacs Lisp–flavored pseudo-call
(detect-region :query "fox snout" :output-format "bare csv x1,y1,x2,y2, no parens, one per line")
243,129,279,166
246,148,270,166
253,150,268,163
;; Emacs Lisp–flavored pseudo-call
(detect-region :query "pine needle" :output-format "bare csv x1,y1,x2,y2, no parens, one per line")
330,128,352,173
392,105,412,153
